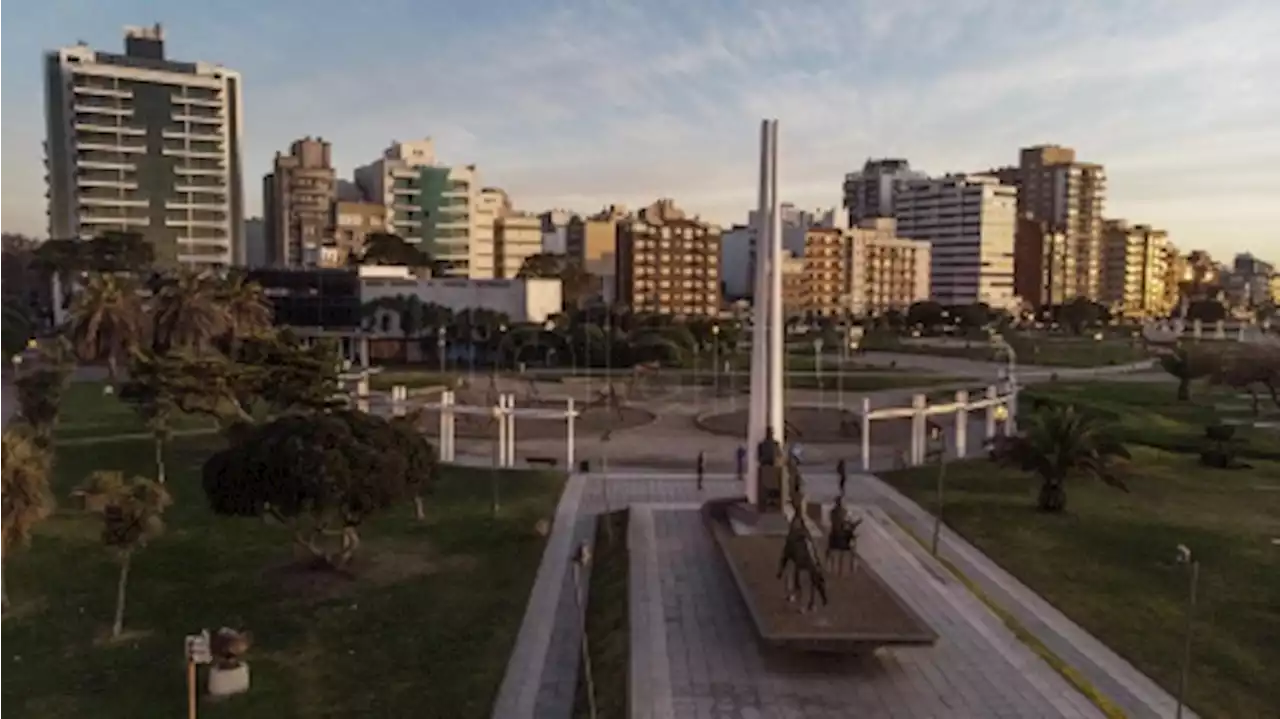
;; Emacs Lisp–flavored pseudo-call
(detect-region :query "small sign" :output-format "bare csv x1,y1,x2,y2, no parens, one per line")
185,630,212,665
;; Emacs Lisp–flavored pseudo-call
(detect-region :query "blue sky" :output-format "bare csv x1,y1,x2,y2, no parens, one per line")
3,0,1278,259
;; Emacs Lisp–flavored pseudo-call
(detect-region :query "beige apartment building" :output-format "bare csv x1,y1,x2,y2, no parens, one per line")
802,218,931,318
263,136,335,267
1001,145,1106,306
567,205,627,303
781,252,807,317
617,199,721,316
1101,220,1171,318
323,200,386,267
495,211,543,279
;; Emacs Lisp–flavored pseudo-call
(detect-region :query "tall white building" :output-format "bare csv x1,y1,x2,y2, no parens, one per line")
354,139,483,278
43,25,244,266
895,174,1018,311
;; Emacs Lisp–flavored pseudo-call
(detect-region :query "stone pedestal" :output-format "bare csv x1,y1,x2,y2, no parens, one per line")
208,663,250,697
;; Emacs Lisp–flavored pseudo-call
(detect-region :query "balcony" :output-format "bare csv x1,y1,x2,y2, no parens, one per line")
80,195,148,208
79,214,147,227
75,120,144,136
76,157,135,171
74,104,132,118
78,177,138,190
174,164,226,177
73,84,130,99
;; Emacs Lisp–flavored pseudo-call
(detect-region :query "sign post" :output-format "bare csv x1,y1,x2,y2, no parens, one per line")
184,630,212,719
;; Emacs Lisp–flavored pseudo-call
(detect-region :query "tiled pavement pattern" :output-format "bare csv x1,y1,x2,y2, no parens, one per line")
631,502,1105,719
492,472,1191,719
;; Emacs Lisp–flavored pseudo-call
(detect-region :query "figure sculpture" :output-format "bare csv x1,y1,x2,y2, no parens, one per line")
757,427,784,510
777,500,828,611
825,496,862,576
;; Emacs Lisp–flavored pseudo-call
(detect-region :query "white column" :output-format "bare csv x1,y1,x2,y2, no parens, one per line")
356,376,370,413
1006,384,1019,436
497,394,508,469
745,119,775,506
860,396,872,472
766,120,785,456
566,397,576,469
505,394,516,468
360,335,370,368
910,394,926,466
984,385,997,442
392,385,406,418
954,389,969,458
1237,325,1246,342
447,391,458,462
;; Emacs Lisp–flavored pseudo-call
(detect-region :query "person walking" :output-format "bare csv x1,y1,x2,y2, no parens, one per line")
696,450,706,491
735,445,746,482
837,458,848,497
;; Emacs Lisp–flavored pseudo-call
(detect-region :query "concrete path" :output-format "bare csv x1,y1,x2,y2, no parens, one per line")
491,471,1193,719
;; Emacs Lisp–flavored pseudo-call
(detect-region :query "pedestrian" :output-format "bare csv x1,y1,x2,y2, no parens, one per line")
789,442,803,466
836,458,848,497
696,450,706,491
735,445,747,482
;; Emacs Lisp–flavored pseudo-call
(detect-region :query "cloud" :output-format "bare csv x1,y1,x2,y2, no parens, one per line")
3,0,1277,259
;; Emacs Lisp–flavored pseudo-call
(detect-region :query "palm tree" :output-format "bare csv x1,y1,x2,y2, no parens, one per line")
217,272,273,342
2,425,56,612
67,273,147,382
72,471,171,638
1160,345,1216,401
990,405,1130,513
151,270,227,352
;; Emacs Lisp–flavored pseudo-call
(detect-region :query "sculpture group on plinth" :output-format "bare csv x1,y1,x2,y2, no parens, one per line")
776,492,828,612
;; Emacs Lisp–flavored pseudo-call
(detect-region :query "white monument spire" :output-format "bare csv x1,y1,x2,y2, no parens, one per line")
746,119,784,505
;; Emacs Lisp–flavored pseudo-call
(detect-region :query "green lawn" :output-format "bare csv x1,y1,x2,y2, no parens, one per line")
573,511,629,719
860,331,1150,368
3,392,565,718
883,404,1280,717
53,381,218,441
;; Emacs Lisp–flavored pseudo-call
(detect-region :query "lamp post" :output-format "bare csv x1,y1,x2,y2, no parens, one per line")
1174,544,1199,719
436,326,447,373
812,337,824,407
711,324,721,409
490,404,503,517
926,421,947,556
993,402,1010,438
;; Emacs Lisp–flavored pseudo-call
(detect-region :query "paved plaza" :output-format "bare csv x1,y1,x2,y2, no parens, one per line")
491,471,1193,719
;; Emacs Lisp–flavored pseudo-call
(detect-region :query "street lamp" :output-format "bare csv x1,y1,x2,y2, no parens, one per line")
711,324,721,408
812,337,825,406
993,402,1010,437
490,404,503,517
926,420,947,556
436,326,447,373
1174,544,1199,719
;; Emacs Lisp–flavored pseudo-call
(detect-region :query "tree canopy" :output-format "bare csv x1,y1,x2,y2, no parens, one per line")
202,410,438,567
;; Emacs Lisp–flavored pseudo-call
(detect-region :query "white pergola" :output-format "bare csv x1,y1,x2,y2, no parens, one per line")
368,387,581,469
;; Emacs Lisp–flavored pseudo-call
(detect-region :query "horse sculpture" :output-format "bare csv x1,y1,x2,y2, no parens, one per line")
777,506,828,612
825,497,862,576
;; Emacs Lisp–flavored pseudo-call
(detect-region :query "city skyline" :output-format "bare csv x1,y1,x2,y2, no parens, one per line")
3,0,1278,260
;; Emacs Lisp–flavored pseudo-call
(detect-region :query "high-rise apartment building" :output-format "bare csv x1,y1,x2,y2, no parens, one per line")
353,139,480,277
617,199,720,316
801,219,931,318
1162,244,1185,313
44,25,244,266
567,205,627,303
329,200,386,267
540,209,574,254
1001,145,1106,305
841,159,927,226
495,211,543,279
263,137,335,267
1100,220,1171,318
895,175,1018,311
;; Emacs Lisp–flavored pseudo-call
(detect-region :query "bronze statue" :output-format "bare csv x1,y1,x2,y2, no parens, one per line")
777,504,828,611
757,426,781,467
825,497,862,576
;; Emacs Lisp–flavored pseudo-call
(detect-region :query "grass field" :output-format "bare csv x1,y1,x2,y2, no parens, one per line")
3,383,565,718
860,331,1150,368
883,384,1280,718
573,511,629,719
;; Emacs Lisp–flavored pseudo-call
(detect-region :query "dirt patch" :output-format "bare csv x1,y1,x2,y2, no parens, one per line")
92,628,154,647
263,540,466,603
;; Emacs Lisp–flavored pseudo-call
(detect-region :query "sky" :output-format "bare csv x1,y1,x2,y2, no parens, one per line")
3,0,1278,261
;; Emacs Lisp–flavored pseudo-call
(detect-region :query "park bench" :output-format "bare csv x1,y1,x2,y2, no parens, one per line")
526,456,558,468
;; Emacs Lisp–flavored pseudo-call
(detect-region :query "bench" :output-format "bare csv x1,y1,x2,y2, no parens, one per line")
526,456,558,467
